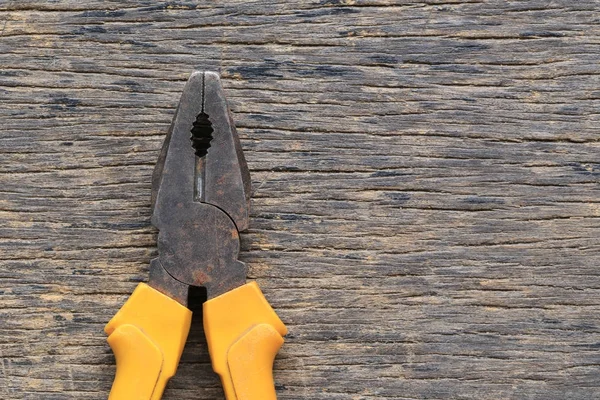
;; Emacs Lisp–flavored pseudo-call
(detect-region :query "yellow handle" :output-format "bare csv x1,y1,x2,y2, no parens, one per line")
105,283,192,400
204,282,287,400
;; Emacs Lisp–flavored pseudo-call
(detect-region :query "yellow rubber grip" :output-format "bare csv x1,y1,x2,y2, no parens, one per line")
204,282,287,400
104,283,192,400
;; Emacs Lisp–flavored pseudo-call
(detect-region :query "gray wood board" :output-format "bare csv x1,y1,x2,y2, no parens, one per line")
1,1,599,399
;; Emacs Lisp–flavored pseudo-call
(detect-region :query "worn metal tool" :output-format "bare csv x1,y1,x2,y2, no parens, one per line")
104,71,287,400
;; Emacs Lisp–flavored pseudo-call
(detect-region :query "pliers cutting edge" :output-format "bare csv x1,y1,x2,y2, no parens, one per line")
104,71,287,400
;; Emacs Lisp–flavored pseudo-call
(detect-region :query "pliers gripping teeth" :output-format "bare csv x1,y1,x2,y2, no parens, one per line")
104,71,287,400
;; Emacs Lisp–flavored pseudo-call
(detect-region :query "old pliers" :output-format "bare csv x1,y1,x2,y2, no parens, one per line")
104,71,287,400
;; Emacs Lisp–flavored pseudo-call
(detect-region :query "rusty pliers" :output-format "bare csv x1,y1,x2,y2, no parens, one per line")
104,71,287,400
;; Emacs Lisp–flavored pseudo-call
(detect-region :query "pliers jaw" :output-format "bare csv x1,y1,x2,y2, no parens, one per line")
151,71,251,232
149,71,250,301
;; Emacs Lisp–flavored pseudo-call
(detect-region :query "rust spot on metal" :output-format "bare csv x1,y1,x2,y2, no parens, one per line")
193,270,212,285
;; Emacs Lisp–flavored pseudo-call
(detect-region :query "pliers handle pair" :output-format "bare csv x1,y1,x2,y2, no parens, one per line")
104,72,287,400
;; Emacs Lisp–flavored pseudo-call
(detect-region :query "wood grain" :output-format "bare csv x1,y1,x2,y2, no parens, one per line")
1,1,599,399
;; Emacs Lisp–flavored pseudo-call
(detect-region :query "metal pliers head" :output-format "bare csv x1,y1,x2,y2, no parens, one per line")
149,71,250,303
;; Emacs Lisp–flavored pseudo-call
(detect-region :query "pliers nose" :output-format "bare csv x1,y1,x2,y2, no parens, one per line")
151,71,250,232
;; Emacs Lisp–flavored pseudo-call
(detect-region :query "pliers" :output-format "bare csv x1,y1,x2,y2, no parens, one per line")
104,71,287,400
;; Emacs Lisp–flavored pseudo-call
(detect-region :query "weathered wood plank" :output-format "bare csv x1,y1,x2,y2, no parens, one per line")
1,1,599,399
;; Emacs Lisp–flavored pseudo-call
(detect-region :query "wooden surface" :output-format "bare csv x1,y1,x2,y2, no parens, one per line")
1,1,599,399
